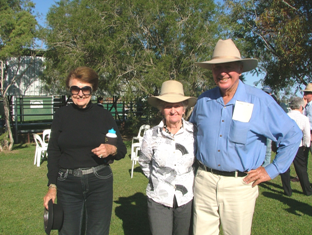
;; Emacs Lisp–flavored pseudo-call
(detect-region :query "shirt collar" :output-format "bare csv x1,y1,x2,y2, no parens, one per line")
219,80,247,106
204,80,247,106
158,118,192,133
289,109,301,114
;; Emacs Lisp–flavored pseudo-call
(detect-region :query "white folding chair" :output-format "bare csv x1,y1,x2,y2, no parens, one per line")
130,142,141,178
130,124,150,178
131,124,150,146
42,129,51,148
33,133,48,167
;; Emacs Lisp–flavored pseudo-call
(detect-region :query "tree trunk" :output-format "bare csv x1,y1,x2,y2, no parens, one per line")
3,96,14,150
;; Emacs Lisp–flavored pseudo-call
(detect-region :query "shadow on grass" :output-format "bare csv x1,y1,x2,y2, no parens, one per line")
259,180,306,196
259,181,283,193
114,192,151,235
262,191,312,217
12,143,32,150
129,165,144,177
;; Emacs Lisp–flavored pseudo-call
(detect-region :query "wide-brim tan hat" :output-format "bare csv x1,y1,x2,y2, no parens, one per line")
195,39,258,72
148,80,197,109
303,83,312,92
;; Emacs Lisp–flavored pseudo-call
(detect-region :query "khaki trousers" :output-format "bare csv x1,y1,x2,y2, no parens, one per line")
193,169,258,235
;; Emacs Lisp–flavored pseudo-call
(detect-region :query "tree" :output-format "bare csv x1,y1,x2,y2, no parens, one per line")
42,0,220,113
0,0,38,150
223,0,312,93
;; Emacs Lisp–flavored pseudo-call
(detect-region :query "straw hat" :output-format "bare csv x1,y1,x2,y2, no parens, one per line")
148,80,197,109
303,83,312,93
195,39,258,72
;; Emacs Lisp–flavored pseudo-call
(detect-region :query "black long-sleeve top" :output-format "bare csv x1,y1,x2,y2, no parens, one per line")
47,102,127,185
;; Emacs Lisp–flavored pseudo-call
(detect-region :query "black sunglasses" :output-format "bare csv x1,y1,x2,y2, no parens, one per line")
70,86,92,95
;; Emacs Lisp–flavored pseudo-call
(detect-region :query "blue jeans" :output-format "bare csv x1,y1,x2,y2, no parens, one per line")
262,138,272,167
57,165,113,235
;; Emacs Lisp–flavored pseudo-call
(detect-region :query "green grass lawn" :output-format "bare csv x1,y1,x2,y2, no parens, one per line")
0,143,311,235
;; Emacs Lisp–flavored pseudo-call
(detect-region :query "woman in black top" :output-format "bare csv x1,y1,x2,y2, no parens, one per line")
43,66,127,235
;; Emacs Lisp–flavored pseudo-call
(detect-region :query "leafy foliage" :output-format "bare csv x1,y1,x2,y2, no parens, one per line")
0,0,37,59
42,0,220,100
223,0,312,93
0,0,39,150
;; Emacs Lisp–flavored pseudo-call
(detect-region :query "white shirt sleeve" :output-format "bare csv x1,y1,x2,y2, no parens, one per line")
303,115,311,147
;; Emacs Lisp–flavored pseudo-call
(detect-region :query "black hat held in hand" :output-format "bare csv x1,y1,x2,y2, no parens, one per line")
44,199,64,235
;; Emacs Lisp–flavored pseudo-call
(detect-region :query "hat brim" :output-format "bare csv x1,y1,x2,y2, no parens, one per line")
195,58,258,73
44,199,53,235
44,200,64,234
148,95,197,110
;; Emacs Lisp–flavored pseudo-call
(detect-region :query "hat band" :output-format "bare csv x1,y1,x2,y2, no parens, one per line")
212,56,241,60
160,92,184,96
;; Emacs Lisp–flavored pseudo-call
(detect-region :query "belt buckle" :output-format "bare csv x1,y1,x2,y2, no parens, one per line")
73,169,83,177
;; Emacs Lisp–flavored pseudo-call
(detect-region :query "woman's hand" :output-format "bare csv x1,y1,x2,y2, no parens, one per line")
43,188,57,209
92,144,117,158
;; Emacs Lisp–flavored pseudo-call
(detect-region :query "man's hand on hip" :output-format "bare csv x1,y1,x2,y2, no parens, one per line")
244,166,271,187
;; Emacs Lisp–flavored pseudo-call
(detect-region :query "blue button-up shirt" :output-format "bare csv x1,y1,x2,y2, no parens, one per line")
304,100,312,130
190,80,302,179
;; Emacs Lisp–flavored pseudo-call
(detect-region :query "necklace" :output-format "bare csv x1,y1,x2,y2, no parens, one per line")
163,120,183,135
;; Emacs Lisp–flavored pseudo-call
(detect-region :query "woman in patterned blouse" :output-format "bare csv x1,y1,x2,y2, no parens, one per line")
139,80,197,235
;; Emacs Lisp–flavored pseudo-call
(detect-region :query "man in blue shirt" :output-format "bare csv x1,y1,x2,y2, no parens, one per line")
190,39,302,235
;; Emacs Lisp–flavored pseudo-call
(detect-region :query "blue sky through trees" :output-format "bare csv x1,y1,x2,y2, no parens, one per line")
32,0,263,88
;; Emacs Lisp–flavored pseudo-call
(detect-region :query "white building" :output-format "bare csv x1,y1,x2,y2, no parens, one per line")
5,55,47,96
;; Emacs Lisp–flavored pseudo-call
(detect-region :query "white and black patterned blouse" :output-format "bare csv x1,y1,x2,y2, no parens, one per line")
139,119,195,208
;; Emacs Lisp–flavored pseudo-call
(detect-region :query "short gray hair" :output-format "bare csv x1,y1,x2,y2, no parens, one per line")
289,97,305,110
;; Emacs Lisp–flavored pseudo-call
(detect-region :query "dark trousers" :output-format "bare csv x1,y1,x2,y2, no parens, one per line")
57,166,113,235
147,197,192,235
281,146,312,196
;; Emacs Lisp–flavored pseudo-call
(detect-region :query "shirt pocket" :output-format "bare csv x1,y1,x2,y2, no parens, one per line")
229,120,250,145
